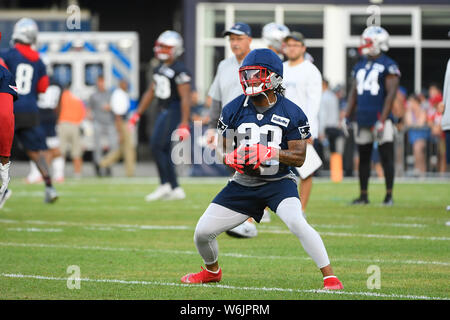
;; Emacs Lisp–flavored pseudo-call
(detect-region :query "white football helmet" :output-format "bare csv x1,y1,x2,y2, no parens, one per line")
262,22,290,53
358,26,389,57
153,30,184,61
12,18,39,45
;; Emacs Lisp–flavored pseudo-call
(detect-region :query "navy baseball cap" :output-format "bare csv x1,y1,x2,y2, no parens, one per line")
223,22,252,37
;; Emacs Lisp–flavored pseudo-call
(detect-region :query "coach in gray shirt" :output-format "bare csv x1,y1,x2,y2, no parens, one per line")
206,22,253,146
87,75,117,175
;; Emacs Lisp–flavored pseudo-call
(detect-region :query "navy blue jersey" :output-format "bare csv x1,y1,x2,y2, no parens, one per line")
152,60,191,110
0,46,47,117
0,65,18,101
352,54,401,126
218,93,311,178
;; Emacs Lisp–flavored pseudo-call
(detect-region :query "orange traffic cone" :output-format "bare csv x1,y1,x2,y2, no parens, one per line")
330,152,343,183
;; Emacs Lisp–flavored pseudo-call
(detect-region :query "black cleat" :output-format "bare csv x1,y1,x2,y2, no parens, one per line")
351,197,369,205
382,195,394,206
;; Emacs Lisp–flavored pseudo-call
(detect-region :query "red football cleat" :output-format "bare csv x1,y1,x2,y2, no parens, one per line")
181,266,222,284
323,276,344,290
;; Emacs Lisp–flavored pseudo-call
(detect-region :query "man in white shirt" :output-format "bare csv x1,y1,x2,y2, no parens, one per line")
283,32,323,216
100,79,136,177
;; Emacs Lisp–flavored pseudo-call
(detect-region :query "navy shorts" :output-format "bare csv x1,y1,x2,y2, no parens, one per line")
212,178,299,223
15,126,48,151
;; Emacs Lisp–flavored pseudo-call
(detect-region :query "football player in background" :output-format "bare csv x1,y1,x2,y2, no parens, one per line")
343,26,400,206
0,18,58,203
129,30,192,201
0,32,19,209
283,31,323,217
262,22,290,60
181,49,343,290
26,56,64,183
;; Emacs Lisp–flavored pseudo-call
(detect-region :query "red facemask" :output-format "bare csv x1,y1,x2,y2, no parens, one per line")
239,66,273,96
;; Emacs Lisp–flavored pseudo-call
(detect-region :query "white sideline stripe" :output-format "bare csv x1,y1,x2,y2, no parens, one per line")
0,242,448,267
1,273,447,300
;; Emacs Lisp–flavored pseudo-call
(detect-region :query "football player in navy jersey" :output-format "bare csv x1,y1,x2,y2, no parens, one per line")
181,48,343,290
344,26,400,206
129,30,192,201
0,31,19,209
0,19,58,203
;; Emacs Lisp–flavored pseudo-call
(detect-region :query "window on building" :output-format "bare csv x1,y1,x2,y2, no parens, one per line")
350,14,412,36
284,10,323,39
422,9,450,40
204,8,225,38
234,10,275,38
85,63,103,86
422,48,450,90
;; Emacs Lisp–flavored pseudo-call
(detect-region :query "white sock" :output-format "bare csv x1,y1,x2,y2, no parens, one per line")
206,267,221,274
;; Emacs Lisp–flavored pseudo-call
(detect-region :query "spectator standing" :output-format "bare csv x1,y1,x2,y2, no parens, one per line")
57,88,86,178
404,94,429,177
99,79,135,177
319,79,342,181
427,84,445,173
87,75,116,176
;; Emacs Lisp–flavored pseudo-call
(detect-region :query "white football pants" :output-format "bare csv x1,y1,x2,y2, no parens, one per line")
194,197,330,268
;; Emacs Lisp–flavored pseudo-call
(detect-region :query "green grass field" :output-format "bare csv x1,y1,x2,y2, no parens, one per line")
0,177,449,300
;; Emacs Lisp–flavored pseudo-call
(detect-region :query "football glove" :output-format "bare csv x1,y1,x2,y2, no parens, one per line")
340,118,350,137
128,113,141,130
224,146,245,174
373,120,384,140
0,161,11,195
244,144,277,170
176,123,190,141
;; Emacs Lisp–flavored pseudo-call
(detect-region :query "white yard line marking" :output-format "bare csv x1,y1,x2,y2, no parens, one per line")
0,218,448,240
259,229,450,241
0,273,447,300
6,227,62,233
0,242,448,267
0,219,190,230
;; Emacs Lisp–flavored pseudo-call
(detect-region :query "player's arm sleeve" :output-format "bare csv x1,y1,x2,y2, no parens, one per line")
174,70,192,86
285,110,311,141
217,105,234,139
208,99,222,129
386,61,401,78
36,61,49,93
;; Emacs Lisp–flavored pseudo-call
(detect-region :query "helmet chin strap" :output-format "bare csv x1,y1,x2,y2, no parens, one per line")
244,90,277,107
260,91,277,106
